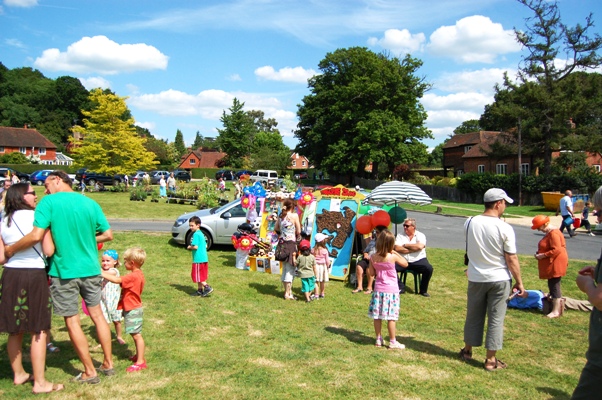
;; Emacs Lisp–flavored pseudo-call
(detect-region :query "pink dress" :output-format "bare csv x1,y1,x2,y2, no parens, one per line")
367,254,400,321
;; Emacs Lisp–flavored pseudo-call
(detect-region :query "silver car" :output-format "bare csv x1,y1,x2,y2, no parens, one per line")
171,199,259,249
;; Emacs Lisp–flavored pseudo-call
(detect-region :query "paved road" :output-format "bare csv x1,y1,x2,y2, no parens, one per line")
109,212,602,262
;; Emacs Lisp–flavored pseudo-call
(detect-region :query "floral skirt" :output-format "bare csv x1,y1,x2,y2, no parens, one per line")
368,291,400,321
0,268,52,334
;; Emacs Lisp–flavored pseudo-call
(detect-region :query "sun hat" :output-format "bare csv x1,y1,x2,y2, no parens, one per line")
531,215,550,230
483,188,514,204
314,233,329,243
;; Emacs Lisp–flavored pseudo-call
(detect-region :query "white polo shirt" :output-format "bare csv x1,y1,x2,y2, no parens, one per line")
395,230,427,263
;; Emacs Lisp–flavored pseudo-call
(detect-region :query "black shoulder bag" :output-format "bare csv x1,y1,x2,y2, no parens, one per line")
464,217,473,266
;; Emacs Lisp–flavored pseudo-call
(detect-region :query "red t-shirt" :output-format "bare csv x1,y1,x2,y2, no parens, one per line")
118,269,145,311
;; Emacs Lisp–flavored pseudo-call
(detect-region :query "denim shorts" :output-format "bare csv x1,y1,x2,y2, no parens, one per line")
50,275,102,317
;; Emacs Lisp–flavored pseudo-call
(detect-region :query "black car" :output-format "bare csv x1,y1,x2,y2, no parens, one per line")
235,169,253,178
0,167,30,182
215,170,235,181
75,168,125,186
173,170,191,182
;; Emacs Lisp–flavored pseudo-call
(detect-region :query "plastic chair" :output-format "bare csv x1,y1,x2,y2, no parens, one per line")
399,269,422,294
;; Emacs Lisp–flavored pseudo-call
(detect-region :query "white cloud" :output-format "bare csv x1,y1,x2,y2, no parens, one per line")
254,66,316,83
428,15,521,63
435,68,516,94
78,76,111,90
33,35,168,75
422,92,493,112
135,121,156,131
367,29,425,55
5,38,25,49
4,0,37,7
227,73,242,81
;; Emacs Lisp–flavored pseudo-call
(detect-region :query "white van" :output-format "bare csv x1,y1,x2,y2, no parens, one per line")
249,170,278,185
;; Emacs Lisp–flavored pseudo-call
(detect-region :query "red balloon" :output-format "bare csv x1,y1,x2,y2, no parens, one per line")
97,242,104,251
372,210,391,227
356,215,373,234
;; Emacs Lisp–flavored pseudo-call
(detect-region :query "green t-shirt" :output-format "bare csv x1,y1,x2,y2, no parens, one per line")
191,230,208,263
34,191,110,279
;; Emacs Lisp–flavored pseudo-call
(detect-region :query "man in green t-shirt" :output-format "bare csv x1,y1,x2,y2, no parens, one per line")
6,170,114,384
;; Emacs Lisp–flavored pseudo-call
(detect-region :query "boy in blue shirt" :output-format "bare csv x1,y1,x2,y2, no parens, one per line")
187,216,213,297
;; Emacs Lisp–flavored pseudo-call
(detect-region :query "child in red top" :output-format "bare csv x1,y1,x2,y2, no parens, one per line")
102,247,147,373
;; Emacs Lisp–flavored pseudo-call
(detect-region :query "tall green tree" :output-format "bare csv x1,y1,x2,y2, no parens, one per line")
174,129,187,157
453,119,482,135
481,0,602,175
250,130,291,171
295,47,431,179
71,89,157,173
192,131,204,149
216,98,255,168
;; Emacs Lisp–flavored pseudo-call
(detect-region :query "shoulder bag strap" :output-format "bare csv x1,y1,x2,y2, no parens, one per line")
11,217,47,263
465,217,473,253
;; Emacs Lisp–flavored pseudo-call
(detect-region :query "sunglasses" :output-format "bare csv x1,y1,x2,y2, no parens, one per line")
403,224,413,228
24,191,36,195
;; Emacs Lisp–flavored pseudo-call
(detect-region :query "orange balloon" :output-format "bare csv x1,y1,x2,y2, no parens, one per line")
356,215,373,234
372,210,391,227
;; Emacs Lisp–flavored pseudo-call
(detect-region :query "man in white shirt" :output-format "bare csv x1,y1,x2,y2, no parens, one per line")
393,218,434,297
460,188,524,371
557,190,576,237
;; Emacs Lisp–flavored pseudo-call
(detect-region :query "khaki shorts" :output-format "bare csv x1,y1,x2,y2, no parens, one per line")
50,275,102,317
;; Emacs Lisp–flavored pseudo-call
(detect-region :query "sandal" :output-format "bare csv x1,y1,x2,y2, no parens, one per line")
459,347,472,361
484,358,507,371
364,290,373,294
351,288,362,294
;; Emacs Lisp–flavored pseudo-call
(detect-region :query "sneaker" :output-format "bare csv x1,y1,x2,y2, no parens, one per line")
319,294,325,298
190,290,204,297
388,341,405,350
201,286,214,297
589,232,595,236
375,337,383,347
310,294,317,301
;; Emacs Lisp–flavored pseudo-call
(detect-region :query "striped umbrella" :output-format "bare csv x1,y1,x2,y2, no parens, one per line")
363,181,432,206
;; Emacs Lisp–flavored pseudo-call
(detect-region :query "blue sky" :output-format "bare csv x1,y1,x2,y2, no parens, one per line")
1,0,600,152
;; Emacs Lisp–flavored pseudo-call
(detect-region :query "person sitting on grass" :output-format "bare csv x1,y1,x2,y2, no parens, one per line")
102,247,147,372
187,216,213,297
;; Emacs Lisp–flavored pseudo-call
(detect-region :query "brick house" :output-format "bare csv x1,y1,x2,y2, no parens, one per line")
443,130,602,176
0,126,58,164
178,148,227,169
289,152,311,170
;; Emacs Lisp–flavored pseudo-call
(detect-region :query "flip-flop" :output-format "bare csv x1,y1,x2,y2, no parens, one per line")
484,358,507,371
351,289,362,293
32,383,64,395
364,290,373,294
14,374,34,385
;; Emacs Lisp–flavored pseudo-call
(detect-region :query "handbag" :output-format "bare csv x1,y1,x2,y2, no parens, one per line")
464,217,473,266
274,238,289,261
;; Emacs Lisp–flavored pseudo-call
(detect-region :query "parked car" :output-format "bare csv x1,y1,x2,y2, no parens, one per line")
294,171,309,180
171,198,260,249
29,170,54,185
249,169,278,185
173,170,191,182
0,167,30,182
149,170,170,184
75,168,125,186
235,169,253,179
215,170,235,181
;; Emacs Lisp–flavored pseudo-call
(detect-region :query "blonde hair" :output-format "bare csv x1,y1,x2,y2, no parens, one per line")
375,230,394,257
123,247,146,267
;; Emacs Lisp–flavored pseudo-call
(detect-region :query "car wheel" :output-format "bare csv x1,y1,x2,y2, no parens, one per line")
36,180,43,186
88,179,96,186
202,229,213,250
185,230,193,247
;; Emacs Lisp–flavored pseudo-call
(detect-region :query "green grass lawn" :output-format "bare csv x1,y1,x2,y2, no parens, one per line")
0,233,593,399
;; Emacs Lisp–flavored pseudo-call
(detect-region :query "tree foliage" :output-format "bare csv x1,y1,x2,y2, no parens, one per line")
174,129,187,158
295,47,431,179
453,119,481,135
480,0,602,175
70,89,158,174
216,98,255,169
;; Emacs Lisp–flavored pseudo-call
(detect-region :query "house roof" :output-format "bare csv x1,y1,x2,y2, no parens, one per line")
0,126,57,149
462,131,516,158
179,149,226,168
442,131,483,149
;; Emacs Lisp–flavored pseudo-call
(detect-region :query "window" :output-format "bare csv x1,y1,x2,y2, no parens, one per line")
521,163,530,176
464,145,472,153
19,147,26,154
189,159,196,165
595,165,601,172
292,160,296,166
302,160,306,166
39,148,46,155
0,147,4,153
477,165,485,174
457,169,464,176
496,164,507,175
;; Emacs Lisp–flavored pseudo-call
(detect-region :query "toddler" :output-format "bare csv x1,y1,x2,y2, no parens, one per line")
582,201,595,236
187,216,213,296
367,230,408,349
292,239,317,302
100,249,125,345
312,233,331,298
102,247,147,372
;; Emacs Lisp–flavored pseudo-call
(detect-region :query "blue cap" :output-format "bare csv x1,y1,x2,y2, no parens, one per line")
103,249,118,260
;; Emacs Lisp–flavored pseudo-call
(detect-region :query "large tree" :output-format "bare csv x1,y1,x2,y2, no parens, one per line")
174,129,187,158
216,98,255,168
481,0,602,174
71,89,157,173
295,47,431,179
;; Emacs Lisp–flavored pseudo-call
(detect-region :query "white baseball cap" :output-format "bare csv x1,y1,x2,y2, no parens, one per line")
483,188,513,204
314,233,329,243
